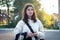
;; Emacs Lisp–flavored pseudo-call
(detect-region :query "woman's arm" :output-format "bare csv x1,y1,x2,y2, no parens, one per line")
14,20,23,37
14,20,27,40
37,19,45,39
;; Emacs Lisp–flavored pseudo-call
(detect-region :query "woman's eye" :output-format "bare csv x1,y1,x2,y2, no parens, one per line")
31,9,33,11
28,9,30,11
27,9,33,11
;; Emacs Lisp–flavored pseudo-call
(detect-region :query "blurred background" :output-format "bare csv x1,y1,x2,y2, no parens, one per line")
0,0,60,40
0,0,59,30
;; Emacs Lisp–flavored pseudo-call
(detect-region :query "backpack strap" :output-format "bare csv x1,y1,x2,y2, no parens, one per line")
23,20,38,40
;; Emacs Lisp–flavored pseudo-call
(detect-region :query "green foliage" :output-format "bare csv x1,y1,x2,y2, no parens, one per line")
37,9,57,29
0,0,12,6
52,26,59,30
0,20,16,28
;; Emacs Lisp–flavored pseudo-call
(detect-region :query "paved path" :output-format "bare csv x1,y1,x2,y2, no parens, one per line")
45,30,60,40
0,29,14,40
0,32,13,40
0,29,60,40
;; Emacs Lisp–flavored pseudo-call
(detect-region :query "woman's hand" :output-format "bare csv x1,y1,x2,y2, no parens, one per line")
33,32,38,36
26,33,33,38
26,32,38,38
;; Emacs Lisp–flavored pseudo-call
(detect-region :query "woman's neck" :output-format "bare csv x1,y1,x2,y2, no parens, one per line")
28,16,31,19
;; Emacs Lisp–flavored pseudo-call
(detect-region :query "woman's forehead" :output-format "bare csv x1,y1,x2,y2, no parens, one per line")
27,6,33,9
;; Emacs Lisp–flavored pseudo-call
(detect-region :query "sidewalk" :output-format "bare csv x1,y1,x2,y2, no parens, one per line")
0,28,60,40
0,31,13,40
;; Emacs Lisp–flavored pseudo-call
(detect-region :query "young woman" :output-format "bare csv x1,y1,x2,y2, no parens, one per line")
14,3,45,40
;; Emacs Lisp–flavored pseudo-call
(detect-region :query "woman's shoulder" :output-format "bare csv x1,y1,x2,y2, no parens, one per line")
17,19,24,24
19,19,23,22
36,18,42,23
36,18,41,22
36,18,43,26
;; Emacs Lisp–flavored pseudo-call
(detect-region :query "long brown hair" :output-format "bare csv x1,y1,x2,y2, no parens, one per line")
22,3,37,23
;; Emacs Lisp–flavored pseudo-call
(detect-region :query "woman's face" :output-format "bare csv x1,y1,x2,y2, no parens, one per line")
26,6,34,17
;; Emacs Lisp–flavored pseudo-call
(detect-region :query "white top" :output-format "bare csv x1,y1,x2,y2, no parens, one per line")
14,19,45,40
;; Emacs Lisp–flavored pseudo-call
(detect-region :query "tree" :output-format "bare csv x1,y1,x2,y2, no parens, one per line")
38,9,53,29
0,0,14,24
